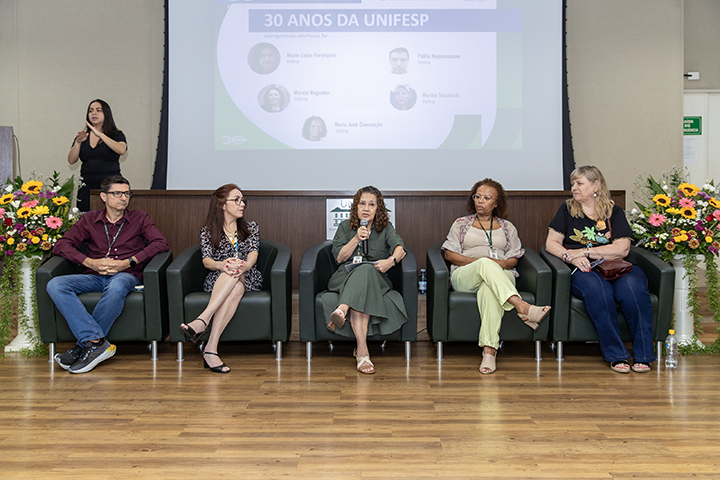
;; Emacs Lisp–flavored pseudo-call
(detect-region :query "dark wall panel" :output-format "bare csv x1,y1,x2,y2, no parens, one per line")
92,190,625,289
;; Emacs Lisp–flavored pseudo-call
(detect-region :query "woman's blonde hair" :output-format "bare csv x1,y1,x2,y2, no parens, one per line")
566,165,614,221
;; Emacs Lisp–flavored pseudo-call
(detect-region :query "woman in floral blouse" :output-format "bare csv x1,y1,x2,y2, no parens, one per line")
179,184,262,373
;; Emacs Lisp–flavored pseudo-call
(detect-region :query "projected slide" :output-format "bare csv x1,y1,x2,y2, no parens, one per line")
216,3,515,150
168,0,563,191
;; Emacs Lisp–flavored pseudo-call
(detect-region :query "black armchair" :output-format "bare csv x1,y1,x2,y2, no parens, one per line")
426,241,553,361
299,241,418,361
166,239,292,361
36,249,173,362
539,245,674,361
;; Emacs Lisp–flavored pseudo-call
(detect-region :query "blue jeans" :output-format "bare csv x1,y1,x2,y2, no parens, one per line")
46,273,140,345
571,265,656,363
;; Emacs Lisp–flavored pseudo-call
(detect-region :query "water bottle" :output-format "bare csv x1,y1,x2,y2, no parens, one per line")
664,329,678,369
419,269,427,295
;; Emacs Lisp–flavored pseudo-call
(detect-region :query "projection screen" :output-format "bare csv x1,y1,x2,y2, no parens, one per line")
167,0,563,190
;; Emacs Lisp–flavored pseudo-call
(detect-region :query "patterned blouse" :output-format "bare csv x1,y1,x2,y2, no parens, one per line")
441,215,525,278
200,221,263,292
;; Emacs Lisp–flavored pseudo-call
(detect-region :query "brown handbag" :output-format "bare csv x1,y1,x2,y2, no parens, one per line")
595,258,632,280
593,220,632,280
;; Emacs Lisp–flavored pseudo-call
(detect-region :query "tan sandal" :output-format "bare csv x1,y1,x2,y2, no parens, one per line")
353,349,375,374
328,309,346,331
518,305,551,330
479,352,497,375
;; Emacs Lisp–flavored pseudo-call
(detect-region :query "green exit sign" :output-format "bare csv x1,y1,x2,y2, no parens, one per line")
684,116,702,135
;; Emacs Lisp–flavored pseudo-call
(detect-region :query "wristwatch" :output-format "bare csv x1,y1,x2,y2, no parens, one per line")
128,257,137,268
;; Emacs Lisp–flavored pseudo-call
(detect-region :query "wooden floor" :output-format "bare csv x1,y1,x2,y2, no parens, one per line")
2,340,720,479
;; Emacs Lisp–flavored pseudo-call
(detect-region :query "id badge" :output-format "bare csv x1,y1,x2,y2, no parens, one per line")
489,248,499,260
353,256,363,264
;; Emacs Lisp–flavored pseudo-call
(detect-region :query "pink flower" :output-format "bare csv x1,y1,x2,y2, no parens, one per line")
45,216,63,229
679,197,696,208
713,210,720,221
21,200,39,208
649,213,666,227
0,208,4,216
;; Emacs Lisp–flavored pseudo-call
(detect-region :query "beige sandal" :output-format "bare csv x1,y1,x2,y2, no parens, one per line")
479,352,497,375
327,309,346,331
518,305,551,330
353,349,375,374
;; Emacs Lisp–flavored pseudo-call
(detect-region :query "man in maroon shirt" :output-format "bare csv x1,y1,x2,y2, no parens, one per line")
46,175,169,373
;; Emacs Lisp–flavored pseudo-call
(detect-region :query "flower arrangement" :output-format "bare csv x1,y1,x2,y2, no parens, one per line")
0,172,78,258
630,166,720,354
0,172,78,357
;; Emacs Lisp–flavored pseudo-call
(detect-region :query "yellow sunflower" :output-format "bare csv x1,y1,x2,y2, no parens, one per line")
16,207,32,218
681,207,697,219
0,194,14,205
52,196,69,206
678,182,700,197
666,207,682,215
21,180,43,195
709,197,720,209
652,194,671,207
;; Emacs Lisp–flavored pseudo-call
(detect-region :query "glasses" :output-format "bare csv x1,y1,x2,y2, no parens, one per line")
106,191,132,198
472,194,494,203
572,256,605,275
226,197,247,206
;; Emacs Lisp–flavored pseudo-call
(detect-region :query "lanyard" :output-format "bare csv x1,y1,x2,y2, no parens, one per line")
227,230,240,258
477,215,494,248
103,219,126,257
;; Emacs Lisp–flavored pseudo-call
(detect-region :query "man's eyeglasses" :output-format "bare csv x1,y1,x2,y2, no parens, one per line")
227,197,247,206
472,194,494,203
106,191,132,198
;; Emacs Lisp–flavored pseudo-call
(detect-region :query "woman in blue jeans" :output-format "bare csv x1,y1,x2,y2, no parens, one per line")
545,165,655,374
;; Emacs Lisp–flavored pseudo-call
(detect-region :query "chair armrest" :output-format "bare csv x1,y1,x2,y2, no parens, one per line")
263,239,292,342
515,248,552,340
166,245,205,341
631,246,675,340
426,241,449,342
36,255,84,343
142,249,172,341
398,248,418,341
539,245,572,342
299,241,333,342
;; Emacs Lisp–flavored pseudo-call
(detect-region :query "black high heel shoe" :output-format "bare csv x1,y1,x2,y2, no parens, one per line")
179,318,208,343
203,351,230,374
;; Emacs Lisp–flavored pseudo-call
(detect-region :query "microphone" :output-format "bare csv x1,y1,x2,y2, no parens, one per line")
360,219,369,255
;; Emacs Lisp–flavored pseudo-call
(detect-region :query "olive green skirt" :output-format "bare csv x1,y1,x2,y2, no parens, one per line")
321,263,408,338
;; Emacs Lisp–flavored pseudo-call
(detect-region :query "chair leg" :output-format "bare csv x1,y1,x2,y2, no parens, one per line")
436,341,444,362
149,341,158,361
556,341,564,361
177,342,184,362
656,341,662,363
48,343,56,363
306,341,313,362
404,341,411,361
275,341,282,361
534,340,542,361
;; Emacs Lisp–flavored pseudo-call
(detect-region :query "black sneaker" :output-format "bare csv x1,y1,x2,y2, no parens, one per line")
54,344,84,370
68,340,116,374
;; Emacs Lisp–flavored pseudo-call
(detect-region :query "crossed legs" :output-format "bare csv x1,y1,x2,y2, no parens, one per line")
181,272,246,372
331,304,374,374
